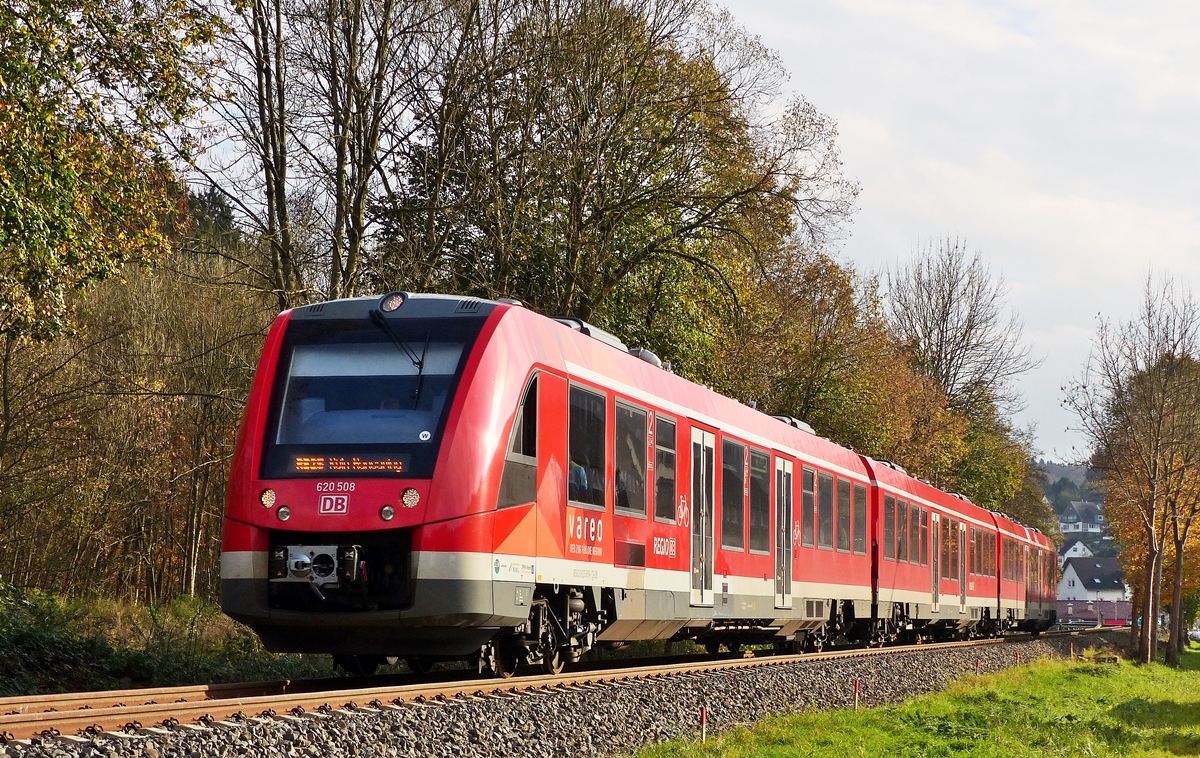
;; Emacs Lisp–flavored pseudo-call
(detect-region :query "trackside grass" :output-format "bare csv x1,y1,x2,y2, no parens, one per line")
638,646,1200,757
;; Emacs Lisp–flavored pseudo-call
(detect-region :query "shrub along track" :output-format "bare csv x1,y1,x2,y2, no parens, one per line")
0,628,1119,753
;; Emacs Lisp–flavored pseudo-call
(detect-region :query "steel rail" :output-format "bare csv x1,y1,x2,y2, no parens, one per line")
0,628,1115,743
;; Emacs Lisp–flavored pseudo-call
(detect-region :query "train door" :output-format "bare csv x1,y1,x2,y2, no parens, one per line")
1024,545,1032,614
690,429,715,606
931,512,940,612
774,458,793,609
959,522,968,613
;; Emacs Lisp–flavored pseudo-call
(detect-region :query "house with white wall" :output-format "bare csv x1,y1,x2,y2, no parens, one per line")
1059,501,1106,535
1058,539,1093,567
1058,557,1127,602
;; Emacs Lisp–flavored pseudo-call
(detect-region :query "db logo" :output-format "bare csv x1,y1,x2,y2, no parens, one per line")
318,494,349,515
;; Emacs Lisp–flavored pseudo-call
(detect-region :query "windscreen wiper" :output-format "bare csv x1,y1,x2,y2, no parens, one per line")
413,330,431,410
369,309,428,410
369,309,424,369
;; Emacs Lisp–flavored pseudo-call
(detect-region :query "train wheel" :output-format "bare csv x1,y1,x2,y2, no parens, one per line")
495,645,518,679
803,632,825,654
405,656,435,675
542,645,565,675
483,642,518,679
705,641,721,655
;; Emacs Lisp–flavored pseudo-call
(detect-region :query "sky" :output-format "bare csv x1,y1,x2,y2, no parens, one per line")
721,0,1200,463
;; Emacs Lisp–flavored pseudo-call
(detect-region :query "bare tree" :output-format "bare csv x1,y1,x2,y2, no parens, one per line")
192,0,440,305
288,0,439,299
886,238,1040,415
1065,276,1200,663
190,0,308,310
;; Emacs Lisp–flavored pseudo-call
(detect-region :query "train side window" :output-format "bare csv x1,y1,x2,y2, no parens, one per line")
836,478,851,552
498,375,538,508
653,416,677,523
949,519,960,580
974,529,982,575
853,484,867,555
908,503,920,565
568,385,606,508
896,500,908,562
721,439,746,550
614,401,648,516
802,468,815,547
968,527,975,574
749,450,771,553
941,518,951,579
883,495,895,560
919,508,929,566
817,472,834,549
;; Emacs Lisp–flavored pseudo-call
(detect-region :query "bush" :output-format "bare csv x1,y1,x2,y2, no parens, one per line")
0,581,333,695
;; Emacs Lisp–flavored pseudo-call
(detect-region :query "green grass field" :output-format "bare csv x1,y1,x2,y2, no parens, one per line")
638,645,1200,757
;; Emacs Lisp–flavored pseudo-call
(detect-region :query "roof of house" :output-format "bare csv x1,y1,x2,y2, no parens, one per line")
1072,501,1105,523
1058,539,1093,556
1063,557,1125,591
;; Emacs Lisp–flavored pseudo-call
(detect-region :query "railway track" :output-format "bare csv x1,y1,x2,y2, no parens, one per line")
0,628,1116,744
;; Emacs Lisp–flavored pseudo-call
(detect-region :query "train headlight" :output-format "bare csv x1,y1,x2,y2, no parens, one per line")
260,489,276,508
380,505,396,521
380,292,406,312
401,488,420,508
277,505,292,521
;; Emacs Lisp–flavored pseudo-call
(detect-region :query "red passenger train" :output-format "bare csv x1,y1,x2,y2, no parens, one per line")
221,293,1056,676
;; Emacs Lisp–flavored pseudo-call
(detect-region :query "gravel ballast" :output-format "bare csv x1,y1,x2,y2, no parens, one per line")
3,632,1125,758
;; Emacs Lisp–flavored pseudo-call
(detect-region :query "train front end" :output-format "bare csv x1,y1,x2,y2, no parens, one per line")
221,293,513,661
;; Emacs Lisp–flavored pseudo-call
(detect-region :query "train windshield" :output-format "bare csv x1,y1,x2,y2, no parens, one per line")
261,316,486,478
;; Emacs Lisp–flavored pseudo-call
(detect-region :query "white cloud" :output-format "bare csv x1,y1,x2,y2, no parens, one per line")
723,0,1200,459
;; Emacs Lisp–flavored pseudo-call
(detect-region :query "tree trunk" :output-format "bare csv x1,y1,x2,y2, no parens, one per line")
1142,543,1158,663
1168,541,1184,665
1151,542,1165,663
1129,585,1142,659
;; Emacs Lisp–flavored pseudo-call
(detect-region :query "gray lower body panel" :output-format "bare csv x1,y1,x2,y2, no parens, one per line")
222,577,533,657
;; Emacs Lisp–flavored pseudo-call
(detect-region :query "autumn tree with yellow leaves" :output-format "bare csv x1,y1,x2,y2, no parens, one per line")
1067,277,1200,664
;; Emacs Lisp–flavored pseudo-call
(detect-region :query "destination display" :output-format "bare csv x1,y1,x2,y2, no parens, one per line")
291,454,410,474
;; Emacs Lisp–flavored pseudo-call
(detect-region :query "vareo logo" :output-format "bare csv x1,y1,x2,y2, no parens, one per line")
318,494,349,515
